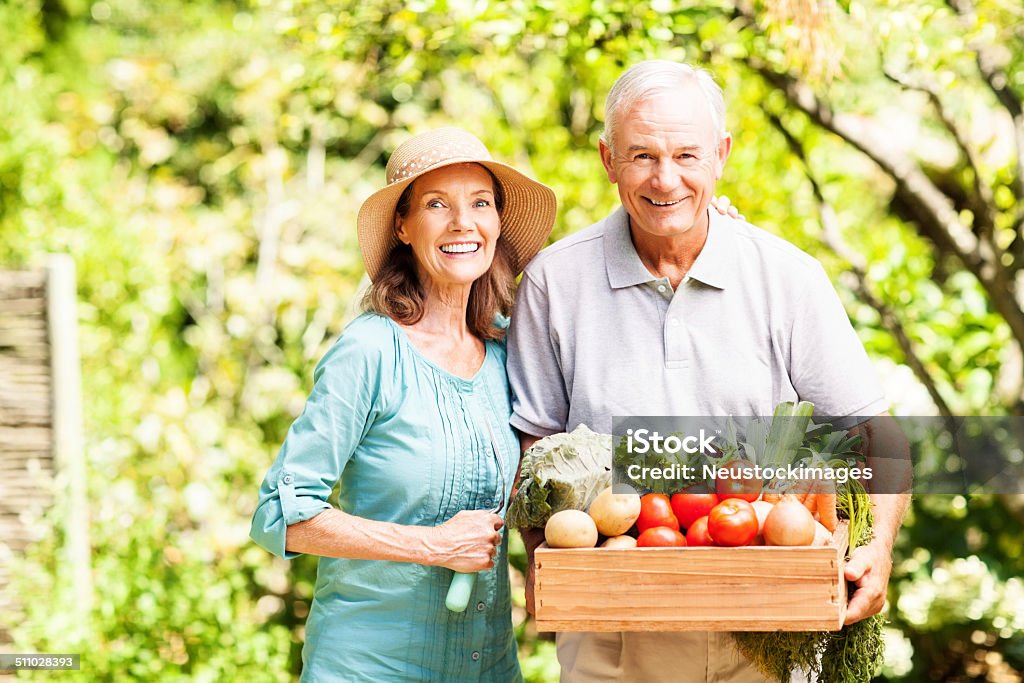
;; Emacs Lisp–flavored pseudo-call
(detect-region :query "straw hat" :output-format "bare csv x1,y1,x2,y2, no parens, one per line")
357,127,557,281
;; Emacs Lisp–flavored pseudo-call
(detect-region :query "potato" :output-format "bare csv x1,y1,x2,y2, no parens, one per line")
587,485,641,537
600,535,638,549
545,510,599,548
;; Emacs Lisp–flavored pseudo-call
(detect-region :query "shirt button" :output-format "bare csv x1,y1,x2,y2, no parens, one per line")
657,284,667,293
471,651,481,661
669,318,680,327
282,474,294,484
476,601,486,611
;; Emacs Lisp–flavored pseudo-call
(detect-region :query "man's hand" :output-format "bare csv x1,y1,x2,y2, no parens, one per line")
843,538,894,624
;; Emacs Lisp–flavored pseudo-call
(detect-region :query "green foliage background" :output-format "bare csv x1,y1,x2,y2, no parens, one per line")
2,0,1023,680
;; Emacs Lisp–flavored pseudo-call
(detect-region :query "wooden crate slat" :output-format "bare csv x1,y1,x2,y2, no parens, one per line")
534,615,845,632
537,576,838,595
537,588,839,609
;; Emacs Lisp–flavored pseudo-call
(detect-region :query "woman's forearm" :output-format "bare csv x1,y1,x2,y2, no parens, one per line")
285,509,443,565
285,507,503,572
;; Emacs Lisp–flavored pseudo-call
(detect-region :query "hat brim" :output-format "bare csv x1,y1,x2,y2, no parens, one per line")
357,158,556,281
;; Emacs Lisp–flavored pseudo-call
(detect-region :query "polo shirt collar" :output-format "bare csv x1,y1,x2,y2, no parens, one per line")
603,205,735,290
604,206,657,289
686,208,734,290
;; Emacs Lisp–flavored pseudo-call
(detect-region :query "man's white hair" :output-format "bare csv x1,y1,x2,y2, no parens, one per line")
601,60,728,151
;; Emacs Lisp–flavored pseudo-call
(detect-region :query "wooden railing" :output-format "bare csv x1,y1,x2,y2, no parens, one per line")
0,256,90,653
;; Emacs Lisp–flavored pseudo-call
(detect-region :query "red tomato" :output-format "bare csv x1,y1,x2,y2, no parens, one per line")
715,459,762,502
670,488,719,529
707,498,759,546
685,515,714,546
637,526,688,547
636,493,679,534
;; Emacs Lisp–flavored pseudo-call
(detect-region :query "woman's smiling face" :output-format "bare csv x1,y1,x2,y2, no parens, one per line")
395,163,501,291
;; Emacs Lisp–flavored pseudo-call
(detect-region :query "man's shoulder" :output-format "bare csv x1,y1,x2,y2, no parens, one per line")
730,218,822,276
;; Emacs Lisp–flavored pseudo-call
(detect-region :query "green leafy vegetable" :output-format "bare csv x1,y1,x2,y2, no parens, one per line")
506,425,612,529
760,400,816,468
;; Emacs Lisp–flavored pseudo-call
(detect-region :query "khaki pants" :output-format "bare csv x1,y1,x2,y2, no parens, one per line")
556,631,813,683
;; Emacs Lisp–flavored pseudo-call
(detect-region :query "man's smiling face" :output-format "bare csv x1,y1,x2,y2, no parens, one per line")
600,82,731,242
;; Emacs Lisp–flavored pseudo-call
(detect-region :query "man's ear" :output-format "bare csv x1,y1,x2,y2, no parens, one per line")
715,133,733,180
599,139,618,184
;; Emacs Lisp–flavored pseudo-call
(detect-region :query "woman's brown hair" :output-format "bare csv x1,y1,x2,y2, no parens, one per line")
362,168,516,341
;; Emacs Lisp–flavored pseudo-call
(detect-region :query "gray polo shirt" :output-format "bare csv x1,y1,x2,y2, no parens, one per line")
507,205,887,437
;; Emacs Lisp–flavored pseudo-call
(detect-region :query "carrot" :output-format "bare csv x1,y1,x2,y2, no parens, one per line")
790,478,817,513
816,479,839,532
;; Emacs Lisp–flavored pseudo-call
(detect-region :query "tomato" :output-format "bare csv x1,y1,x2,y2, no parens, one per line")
670,487,719,529
636,493,679,534
685,515,714,546
636,526,688,547
715,458,762,502
707,498,759,546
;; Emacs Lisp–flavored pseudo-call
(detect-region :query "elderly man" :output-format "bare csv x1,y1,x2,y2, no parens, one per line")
507,60,910,682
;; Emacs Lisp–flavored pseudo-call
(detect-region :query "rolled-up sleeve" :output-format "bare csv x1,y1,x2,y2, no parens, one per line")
250,329,382,559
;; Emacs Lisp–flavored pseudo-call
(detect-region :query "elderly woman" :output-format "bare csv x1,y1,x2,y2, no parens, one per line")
249,127,556,682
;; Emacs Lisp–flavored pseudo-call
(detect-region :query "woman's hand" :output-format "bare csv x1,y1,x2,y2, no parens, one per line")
430,510,504,572
710,194,745,221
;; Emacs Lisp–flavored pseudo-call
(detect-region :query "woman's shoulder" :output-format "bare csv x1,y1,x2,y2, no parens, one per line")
342,311,400,341
316,312,401,375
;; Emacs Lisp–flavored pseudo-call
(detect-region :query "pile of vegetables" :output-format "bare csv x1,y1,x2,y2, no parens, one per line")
543,486,835,549
510,402,886,681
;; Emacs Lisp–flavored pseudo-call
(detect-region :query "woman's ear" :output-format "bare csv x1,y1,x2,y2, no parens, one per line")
395,214,408,245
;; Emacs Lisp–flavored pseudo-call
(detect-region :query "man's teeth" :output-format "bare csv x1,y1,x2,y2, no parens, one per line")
439,243,481,254
649,198,680,206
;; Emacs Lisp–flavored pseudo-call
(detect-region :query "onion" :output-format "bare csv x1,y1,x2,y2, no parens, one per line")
763,498,816,546
812,521,832,546
751,500,774,535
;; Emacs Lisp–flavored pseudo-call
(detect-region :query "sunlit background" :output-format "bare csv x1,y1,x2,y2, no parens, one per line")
2,0,1023,680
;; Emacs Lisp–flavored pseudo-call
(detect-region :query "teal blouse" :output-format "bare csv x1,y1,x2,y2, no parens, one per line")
250,313,522,683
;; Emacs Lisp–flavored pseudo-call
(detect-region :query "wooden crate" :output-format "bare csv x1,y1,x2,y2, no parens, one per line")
534,521,848,632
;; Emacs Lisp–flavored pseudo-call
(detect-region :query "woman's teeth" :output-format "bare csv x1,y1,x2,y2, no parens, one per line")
439,243,481,254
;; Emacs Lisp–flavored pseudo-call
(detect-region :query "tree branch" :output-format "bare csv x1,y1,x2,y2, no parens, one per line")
881,66,998,246
745,59,1024,355
766,111,956,419
945,0,1024,203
